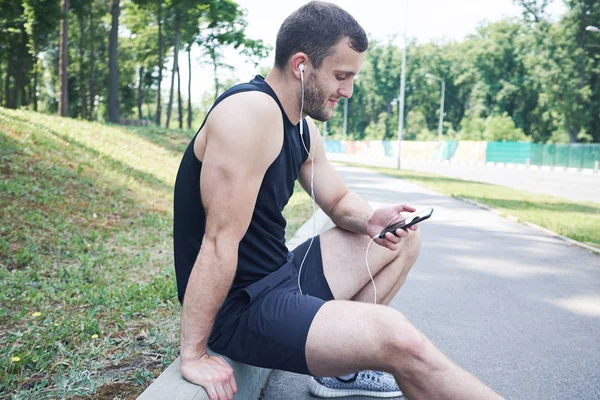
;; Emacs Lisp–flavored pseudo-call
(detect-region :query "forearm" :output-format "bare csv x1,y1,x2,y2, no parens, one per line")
327,190,374,235
180,238,237,362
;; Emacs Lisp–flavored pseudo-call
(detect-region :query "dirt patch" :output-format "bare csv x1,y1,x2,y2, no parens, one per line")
101,355,163,376
72,381,141,399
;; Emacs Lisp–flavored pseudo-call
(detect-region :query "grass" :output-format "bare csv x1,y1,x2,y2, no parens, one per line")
337,162,600,249
0,107,313,399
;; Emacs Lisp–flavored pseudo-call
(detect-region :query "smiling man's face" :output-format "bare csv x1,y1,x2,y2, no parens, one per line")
303,37,365,122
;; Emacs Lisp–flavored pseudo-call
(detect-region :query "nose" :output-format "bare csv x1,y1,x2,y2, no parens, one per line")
338,81,354,99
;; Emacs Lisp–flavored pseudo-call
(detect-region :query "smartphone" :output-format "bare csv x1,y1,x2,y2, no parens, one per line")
378,208,434,239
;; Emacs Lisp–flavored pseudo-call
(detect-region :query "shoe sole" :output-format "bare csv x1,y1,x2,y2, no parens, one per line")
308,378,403,398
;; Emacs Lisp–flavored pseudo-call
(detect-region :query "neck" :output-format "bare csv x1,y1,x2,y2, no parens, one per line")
264,68,303,125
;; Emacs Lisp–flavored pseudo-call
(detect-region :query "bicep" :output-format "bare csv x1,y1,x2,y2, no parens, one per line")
200,94,282,244
298,120,348,215
201,150,263,244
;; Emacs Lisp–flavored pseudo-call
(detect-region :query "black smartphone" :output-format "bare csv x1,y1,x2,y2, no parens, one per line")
378,208,434,239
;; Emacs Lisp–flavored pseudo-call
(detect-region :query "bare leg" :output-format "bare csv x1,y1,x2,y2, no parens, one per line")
320,226,421,304
352,229,421,305
314,227,502,398
305,301,503,400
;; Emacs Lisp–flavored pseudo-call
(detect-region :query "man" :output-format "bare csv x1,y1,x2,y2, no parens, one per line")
173,2,502,399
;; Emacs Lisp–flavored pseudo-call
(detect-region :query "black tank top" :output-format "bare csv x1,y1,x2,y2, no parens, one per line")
173,75,310,304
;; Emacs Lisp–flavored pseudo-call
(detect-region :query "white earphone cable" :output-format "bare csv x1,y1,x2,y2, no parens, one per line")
296,65,377,305
297,66,317,296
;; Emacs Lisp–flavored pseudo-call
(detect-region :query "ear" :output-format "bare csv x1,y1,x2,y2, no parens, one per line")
290,53,309,80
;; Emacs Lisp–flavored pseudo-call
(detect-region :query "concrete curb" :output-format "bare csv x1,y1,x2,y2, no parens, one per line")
456,196,600,256
137,351,271,400
138,211,333,400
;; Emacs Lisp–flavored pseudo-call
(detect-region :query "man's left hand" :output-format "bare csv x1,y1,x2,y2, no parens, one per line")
367,204,418,251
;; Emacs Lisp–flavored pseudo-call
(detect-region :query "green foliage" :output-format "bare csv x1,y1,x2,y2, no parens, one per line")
459,112,486,140
483,113,530,142
320,1,599,144
1,0,599,142
363,112,388,140
405,110,432,141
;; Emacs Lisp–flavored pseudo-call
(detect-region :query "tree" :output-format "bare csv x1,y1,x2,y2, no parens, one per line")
22,0,61,111
108,0,120,123
165,5,182,128
58,0,69,116
196,2,270,102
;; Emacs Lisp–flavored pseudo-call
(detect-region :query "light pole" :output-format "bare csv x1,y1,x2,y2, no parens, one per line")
343,98,348,138
396,0,408,169
425,73,445,143
585,25,600,32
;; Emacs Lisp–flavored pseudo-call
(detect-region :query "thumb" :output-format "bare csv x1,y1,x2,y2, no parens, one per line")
396,204,415,213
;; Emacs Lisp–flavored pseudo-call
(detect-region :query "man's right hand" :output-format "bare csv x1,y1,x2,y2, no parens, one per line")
180,354,238,400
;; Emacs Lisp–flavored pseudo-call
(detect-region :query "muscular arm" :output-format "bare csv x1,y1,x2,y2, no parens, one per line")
298,119,373,235
180,92,283,368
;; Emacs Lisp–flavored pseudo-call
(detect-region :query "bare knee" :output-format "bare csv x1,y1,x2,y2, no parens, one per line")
375,310,433,378
396,228,421,263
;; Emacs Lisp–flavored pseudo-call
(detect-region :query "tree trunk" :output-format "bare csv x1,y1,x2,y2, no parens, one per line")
0,60,3,107
89,1,95,120
156,0,163,126
108,0,120,123
212,54,219,102
32,55,38,111
4,46,13,108
165,7,181,128
78,12,87,119
138,66,144,120
14,33,27,108
58,0,69,116
564,117,577,143
187,46,192,130
177,62,183,129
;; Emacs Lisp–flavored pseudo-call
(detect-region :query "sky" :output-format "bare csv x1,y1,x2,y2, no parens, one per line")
174,0,566,105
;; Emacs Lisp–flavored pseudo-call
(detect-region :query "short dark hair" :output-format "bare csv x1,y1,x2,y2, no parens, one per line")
274,1,369,70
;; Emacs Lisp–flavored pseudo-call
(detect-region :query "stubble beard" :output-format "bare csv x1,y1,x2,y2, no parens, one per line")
302,72,332,122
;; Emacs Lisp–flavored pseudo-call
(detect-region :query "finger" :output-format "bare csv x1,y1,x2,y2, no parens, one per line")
410,224,419,231
223,380,234,399
214,383,228,400
230,375,238,394
396,204,416,213
385,232,400,242
204,385,219,400
395,228,409,238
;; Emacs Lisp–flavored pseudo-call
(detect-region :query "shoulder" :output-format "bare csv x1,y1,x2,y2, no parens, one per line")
204,90,283,164
208,90,283,132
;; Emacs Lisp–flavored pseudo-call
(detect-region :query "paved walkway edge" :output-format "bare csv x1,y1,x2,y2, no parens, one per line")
456,196,600,256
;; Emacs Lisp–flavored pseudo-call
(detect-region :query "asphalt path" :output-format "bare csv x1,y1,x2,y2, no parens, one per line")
262,164,600,400
326,154,600,204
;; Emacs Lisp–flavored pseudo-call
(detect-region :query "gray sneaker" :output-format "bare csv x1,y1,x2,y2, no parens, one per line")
309,370,403,398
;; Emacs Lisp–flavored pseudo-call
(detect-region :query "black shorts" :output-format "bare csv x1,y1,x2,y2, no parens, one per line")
208,235,334,375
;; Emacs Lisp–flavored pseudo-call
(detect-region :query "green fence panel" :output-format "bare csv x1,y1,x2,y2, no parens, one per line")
582,145,600,169
486,142,532,164
530,144,543,165
568,144,583,168
555,144,570,167
540,144,555,167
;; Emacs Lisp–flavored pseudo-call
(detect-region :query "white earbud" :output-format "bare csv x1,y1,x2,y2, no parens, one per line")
299,63,305,73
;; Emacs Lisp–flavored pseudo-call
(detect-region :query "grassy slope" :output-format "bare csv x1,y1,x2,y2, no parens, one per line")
0,108,311,399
